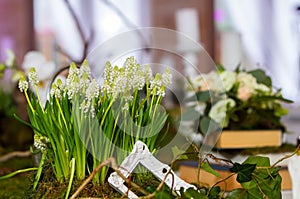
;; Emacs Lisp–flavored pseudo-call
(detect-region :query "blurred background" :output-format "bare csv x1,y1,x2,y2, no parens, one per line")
0,0,300,148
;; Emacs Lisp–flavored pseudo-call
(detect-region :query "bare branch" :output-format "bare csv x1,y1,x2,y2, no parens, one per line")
0,150,31,163
64,0,90,63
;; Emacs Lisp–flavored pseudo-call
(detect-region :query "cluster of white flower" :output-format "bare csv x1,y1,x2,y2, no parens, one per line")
50,78,65,99
18,67,41,93
65,63,81,100
21,57,171,116
28,67,39,86
189,68,275,128
209,98,236,127
18,76,29,92
103,56,172,100
33,134,49,151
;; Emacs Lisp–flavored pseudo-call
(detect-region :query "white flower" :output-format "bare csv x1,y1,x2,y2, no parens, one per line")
186,101,206,115
18,76,28,92
162,68,172,87
150,73,162,91
192,71,223,92
220,71,236,91
237,86,252,101
34,134,49,151
132,69,145,90
79,60,91,78
5,50,15,67
28,67,39,86
85,79,100,101
143,64,153,84
255,83,271,93
209,98,236,127
22,51,56,81
236,72,256,92
156,88,166,97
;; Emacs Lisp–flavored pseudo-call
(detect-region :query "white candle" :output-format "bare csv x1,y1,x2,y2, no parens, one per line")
175,8,200,52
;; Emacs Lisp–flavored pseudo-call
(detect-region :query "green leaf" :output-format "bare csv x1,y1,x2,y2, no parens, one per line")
171,146,188,160
249,69,272,87
229,163,256,183
225,188,248,199
216,64,225,72
155,191,172,199
208,186,221,199
199,116,220,135
201,162,220,178
242,156,270,167
184,188,208,199
181,107,200,121
241,181,265,199
195,90,211,102
243,168,282,198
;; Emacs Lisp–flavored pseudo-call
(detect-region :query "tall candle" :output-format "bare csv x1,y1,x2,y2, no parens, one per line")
175,8,200,52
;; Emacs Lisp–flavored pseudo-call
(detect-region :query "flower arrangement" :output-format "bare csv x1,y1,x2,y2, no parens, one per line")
0,55,295,199
16,56,171,196
186,65,292,136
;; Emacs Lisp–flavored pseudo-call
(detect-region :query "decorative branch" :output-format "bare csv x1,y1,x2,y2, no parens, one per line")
70,157,149,199
0,150,31,163
99,0,150,50
62,0,92,64
272,145,300,167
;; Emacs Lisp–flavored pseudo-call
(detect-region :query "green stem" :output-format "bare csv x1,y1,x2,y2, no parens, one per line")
24,91,35,113
34,84,44,111
65,158,75,199
56,98,69,132
33,151,46,190
0,168,38,180
100,98,115,127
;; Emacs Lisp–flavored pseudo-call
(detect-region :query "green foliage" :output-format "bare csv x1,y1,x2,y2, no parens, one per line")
186,64,292,135
229,163,256,183
226,156,282,199
201,161,220,178
17,57,171,191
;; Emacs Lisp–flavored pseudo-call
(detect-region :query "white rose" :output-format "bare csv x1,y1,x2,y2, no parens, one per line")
255,83,271,93
237,86,252,101
209,98,235,127
220,71,236,91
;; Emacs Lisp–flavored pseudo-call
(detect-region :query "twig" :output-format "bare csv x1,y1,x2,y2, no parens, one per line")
211,173,236,188
0,150,31,163
70,157,149,199
139,166,177,199
206,153,234,165
63,0,91,63
272,145,300,167
70,157,116,199
98,0,150,50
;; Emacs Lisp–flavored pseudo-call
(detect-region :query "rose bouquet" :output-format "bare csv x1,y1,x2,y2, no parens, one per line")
185,65,292,136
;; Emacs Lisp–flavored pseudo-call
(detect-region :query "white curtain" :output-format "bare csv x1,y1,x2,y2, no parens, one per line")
224,0,300,102
34,0,142,67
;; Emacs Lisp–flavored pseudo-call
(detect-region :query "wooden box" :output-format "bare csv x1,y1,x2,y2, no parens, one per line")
178,161,292,191
206,130,282,149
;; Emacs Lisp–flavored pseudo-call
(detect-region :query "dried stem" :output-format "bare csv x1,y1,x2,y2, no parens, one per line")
206,153,234,165
70,157,116,199
272,145,300,167
0,150,31,163
70,157,149,199
63,0,90,64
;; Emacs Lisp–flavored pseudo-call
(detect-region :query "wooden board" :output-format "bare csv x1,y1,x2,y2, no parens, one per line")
206,130,282,149
179,163,292,191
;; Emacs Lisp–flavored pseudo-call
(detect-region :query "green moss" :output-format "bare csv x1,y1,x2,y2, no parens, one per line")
0,157,34,198
0,174,32,199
